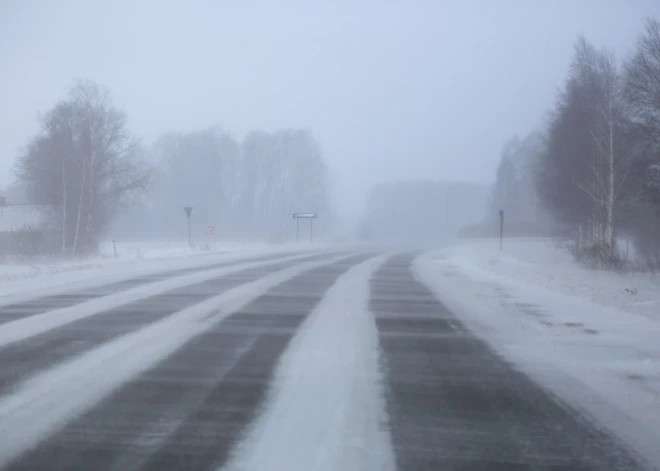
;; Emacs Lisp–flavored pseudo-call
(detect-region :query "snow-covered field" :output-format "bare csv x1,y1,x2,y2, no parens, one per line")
415,237,660,464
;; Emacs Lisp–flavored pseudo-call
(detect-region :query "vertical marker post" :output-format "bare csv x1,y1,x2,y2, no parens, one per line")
499,209,504,251
183,206,193,247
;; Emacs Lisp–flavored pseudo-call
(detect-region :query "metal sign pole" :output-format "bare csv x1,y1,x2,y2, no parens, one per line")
499,209,504,251
183,207,193,247
293,213,317,244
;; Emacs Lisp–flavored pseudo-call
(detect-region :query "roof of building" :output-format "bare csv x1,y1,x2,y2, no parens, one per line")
0,205,46,232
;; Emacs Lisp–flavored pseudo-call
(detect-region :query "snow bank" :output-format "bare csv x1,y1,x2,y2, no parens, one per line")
450,238,660,320
223,254,395,471
415,238,660,467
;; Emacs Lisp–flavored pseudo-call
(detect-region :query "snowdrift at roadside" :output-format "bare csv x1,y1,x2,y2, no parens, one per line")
415,238,660,467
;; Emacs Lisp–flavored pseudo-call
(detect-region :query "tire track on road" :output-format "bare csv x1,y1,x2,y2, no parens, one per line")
370,254,645,470
0,252,299,326
0,253,336,396
2,254,372,471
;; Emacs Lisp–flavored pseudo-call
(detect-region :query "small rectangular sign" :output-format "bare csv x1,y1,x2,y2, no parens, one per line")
293,213,317,219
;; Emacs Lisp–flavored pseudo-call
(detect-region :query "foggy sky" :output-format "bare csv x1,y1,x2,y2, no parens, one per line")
1,0,659,224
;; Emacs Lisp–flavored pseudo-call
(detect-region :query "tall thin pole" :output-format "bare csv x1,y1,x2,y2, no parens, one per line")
499,210,504,251
445,191,449,239
296,219,299,243
310,219,313,243
183,207,193,247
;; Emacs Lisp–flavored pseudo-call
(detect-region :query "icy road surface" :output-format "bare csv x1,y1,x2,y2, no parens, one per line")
0,250,652,470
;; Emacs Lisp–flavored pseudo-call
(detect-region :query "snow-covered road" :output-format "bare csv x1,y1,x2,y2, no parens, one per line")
0,247,654,470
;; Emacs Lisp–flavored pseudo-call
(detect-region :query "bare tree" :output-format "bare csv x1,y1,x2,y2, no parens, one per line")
578,50,629,248
490,132,545,225
240,129,330,239
537,37,635,260
15,79,151,256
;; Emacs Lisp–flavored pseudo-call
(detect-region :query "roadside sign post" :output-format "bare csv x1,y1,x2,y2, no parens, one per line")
183,206,193,247
293,213,317,243
499,209,504,251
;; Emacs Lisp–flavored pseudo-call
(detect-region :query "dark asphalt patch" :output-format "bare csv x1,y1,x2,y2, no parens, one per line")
0,253,337,396
0,252,300,326
371,254,646,471
3,254,371,471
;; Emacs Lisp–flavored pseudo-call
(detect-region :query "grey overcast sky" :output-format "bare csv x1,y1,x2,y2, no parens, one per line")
1,0,659,223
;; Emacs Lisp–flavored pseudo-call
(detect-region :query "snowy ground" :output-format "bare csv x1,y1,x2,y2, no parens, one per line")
447,237,660,319
415,237,660,465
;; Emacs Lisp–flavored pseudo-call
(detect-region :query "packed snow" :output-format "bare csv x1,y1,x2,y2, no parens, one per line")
0,251,325,349
0,252,354,467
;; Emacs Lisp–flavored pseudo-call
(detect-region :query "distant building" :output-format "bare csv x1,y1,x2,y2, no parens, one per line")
0,202,52,257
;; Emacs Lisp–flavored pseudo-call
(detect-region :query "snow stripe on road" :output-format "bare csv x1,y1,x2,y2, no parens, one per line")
0,251,299,325
0,253,361,468
0,256,335,397
0,251,335,350
222,254,396,471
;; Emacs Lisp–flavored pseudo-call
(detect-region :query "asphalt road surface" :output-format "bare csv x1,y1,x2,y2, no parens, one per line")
0,250,650,470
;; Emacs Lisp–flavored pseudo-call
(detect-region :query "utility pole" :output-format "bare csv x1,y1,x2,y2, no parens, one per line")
445,191,449,231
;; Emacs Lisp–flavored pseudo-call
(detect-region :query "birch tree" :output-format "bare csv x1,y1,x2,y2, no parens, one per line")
578,51,627,249
16,79,151,255
538,38,634,258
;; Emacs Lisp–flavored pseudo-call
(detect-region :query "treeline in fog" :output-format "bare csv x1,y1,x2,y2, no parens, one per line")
113,127,332,244
488,19,660,267
8,80,332,256
358,181,488,245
